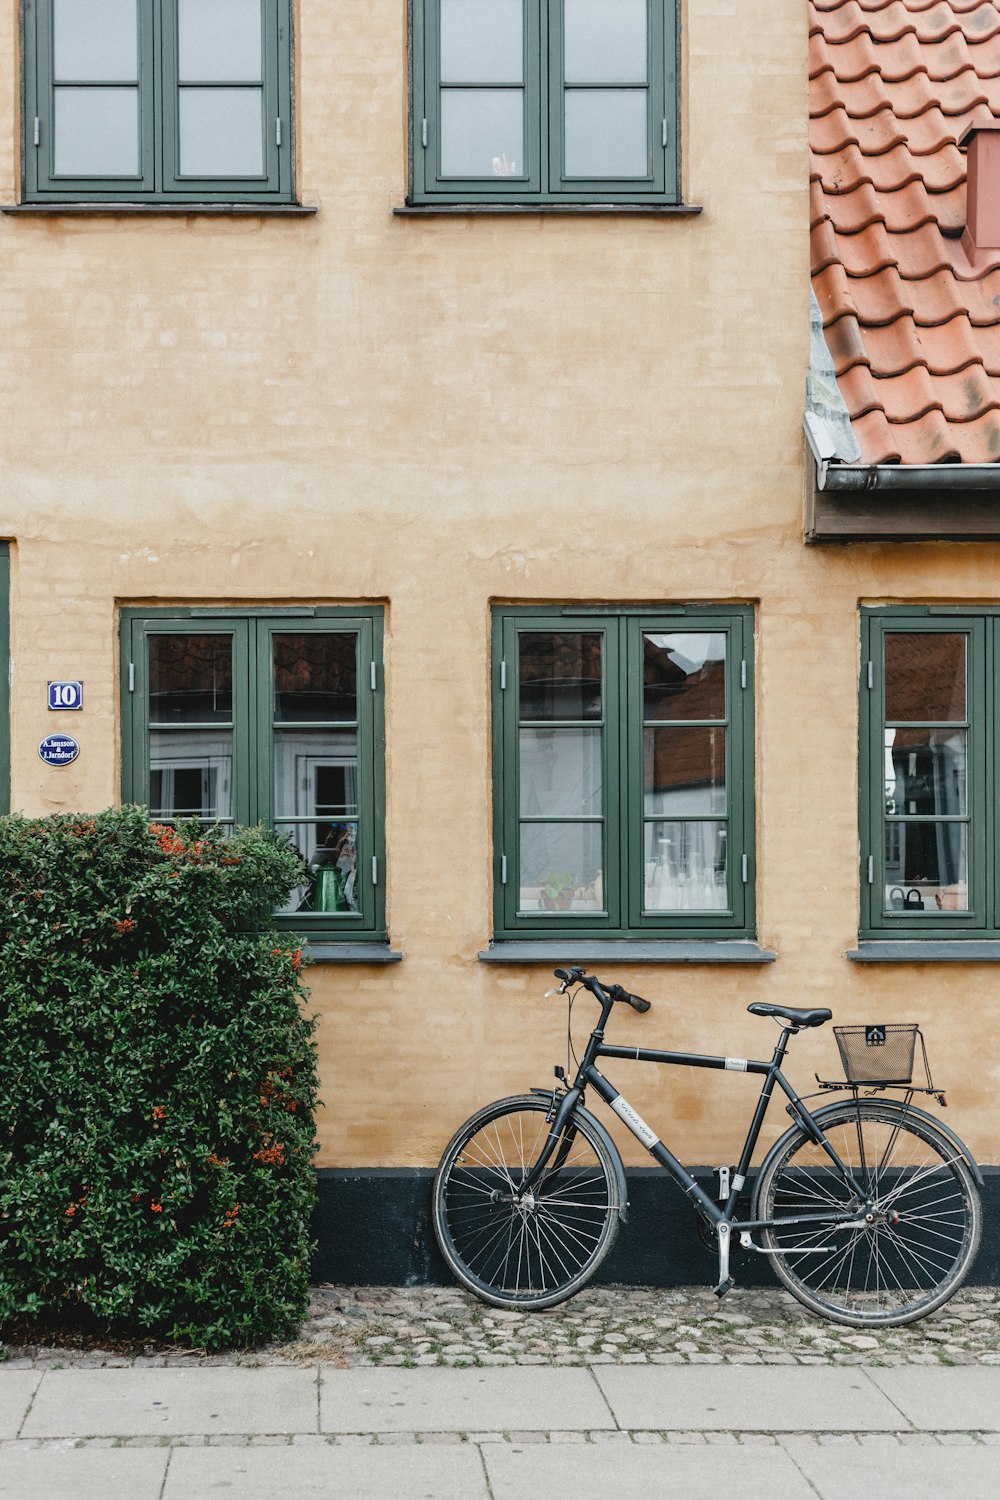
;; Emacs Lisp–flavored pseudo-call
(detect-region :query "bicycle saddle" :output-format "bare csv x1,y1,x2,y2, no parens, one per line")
747,1003,832,1028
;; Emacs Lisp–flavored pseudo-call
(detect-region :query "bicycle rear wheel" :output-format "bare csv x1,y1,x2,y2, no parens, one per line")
755,1101,981,1327
432,1094,622,1310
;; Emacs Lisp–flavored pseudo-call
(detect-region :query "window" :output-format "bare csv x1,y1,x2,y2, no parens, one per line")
491,607,755,940
121,609,386,942
23,0,292,204
410,0,679,205
859,609,1000,939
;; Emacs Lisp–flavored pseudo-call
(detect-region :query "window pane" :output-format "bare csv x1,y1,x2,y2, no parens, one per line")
54,0,138,81
178,0,263,82
178,88,264,177
884,728,967,818
519,823,603,911
519,632,602,720
149,730,233,819
644,633,726,721
644,726,726,815
440,0,523,83
273,729,358,819
519,727,601,817
883,823,968,913
564,89,648,177
274,633,358,722
644,820,728,910
54,88,139,176
276,822,360,915
884,633,966,722
149,635,233,724
564,0,647,83
440,88,523,177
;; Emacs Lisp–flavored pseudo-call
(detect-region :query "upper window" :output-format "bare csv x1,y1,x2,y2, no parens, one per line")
410,0,679,205
23,0,293,204
121,609,387,943
860,609,993,939
491,607,755,941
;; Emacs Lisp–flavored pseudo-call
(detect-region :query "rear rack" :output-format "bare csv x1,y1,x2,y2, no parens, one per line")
817,1023,944,1102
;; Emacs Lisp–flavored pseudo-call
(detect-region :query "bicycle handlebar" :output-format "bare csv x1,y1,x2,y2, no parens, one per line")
552,967,651,1014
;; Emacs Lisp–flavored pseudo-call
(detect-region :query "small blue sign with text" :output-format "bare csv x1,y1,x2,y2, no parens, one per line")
39,735,80,766
48,680,83,710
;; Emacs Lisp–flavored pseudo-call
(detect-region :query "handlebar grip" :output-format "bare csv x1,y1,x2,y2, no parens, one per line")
628,993,652,1014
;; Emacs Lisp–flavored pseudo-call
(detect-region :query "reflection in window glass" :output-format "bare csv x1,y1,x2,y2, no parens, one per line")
643,633,726,721
885,633,966,722
148,730,233,819
884,823,967,913
884,729,966,818
273,633,357,722
519,632,602,719
519,727,602,817
519,822,603,912
644,726,726,816
644,820,728,910
149,635,233,723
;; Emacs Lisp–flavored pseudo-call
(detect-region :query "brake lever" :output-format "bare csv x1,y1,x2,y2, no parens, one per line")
544,982,568,998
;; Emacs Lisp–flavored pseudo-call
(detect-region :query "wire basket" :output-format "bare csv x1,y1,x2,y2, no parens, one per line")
834,1024,919,1085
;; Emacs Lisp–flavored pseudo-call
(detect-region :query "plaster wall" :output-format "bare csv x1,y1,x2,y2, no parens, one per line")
3,1,997,1172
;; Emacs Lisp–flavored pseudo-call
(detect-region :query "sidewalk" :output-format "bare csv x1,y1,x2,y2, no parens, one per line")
3,1361,1000,1497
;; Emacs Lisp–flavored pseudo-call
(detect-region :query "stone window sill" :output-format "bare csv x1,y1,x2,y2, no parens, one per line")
306,943,403,965
848,941,1000,963
394,202,702,218
1,203,317,217
478,940,775,965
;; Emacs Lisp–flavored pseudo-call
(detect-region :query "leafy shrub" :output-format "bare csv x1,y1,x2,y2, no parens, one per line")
0,808,318,1349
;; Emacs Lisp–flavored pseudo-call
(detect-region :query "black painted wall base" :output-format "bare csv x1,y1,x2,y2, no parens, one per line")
313,1167,1000,1288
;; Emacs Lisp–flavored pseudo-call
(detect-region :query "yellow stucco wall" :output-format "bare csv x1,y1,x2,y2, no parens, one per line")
4,1,999,1172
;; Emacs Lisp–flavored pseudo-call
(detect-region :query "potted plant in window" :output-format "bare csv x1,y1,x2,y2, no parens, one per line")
542,871,578,911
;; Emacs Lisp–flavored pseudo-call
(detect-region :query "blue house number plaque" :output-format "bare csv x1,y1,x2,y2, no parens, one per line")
39,734,80,766
48,680,83,710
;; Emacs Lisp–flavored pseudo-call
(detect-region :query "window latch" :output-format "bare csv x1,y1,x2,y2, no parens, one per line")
276,117,282,148
422,117,428,149
128,662,135,693
501,855,508,885
661,118,668,149
33,117,40,148
372,856,378,886
867,855,874,885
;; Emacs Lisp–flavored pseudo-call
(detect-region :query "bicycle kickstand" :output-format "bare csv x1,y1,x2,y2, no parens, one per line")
714,1221,734,1299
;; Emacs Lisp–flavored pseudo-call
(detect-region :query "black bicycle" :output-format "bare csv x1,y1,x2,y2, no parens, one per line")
432,967,983,1327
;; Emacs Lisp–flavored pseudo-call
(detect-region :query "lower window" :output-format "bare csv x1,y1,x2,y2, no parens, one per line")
121,608,386,942
491,605,756,940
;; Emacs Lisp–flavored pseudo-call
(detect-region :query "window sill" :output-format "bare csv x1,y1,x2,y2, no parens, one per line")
306,942,403,965
478,940,775,965
2,202,318,217
848,941,1000,963
394,202,703,218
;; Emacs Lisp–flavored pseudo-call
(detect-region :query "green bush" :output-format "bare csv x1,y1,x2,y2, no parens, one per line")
0,808,318,1350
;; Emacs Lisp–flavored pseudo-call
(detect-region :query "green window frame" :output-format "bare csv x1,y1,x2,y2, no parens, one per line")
859,607,1000,940
0,545,9,814
410,0,679,205
491,606,755,941
23,0,293,204
121,607,387,943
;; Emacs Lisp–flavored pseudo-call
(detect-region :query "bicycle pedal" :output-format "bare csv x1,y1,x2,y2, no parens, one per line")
714,1277,735,1299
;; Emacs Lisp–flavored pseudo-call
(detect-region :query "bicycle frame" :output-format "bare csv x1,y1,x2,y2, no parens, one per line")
521,981,875,1292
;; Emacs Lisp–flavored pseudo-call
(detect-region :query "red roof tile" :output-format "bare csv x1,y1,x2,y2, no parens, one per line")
811,0,1000,463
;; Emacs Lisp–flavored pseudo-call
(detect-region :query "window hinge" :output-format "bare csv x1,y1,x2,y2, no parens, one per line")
501,854,508,885
500,659,507,690
867,855,874,885
33,117,40,147
128,662,135,693
276,117,282,148
7,656,12,690
740,659,747,689
741,853,748,884
661,117,668,148
370,661,377,691
372,856,378,886
421,117,428,148
867,660,873,690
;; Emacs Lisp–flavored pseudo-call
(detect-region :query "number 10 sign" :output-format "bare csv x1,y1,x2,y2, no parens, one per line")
48,681,83,711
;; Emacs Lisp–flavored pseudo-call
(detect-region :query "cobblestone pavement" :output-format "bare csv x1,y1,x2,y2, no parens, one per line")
5,1283,1000,1369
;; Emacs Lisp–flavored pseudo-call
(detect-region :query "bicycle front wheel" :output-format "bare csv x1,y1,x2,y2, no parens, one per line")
432,1094,622,1310
755,1101,981,1327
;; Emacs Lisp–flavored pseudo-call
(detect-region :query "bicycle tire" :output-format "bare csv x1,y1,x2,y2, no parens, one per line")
755,1100,981,1327
432,1094,622,1310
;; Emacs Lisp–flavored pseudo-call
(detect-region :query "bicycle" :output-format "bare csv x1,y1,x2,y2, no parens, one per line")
432,967,983,1327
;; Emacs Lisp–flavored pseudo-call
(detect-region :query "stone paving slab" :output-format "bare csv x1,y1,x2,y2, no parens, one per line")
0,1375,41,1441
21,1368,318,1439
163,1443,489,1498
865,1367,1000,1431
780,1436,1000,1499
593,1366,904,1431
483,1439,815,1498
0,1445,168,1499
320,1367,615,1433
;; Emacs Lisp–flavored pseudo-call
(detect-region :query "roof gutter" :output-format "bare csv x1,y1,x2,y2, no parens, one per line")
822,464,1000,494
